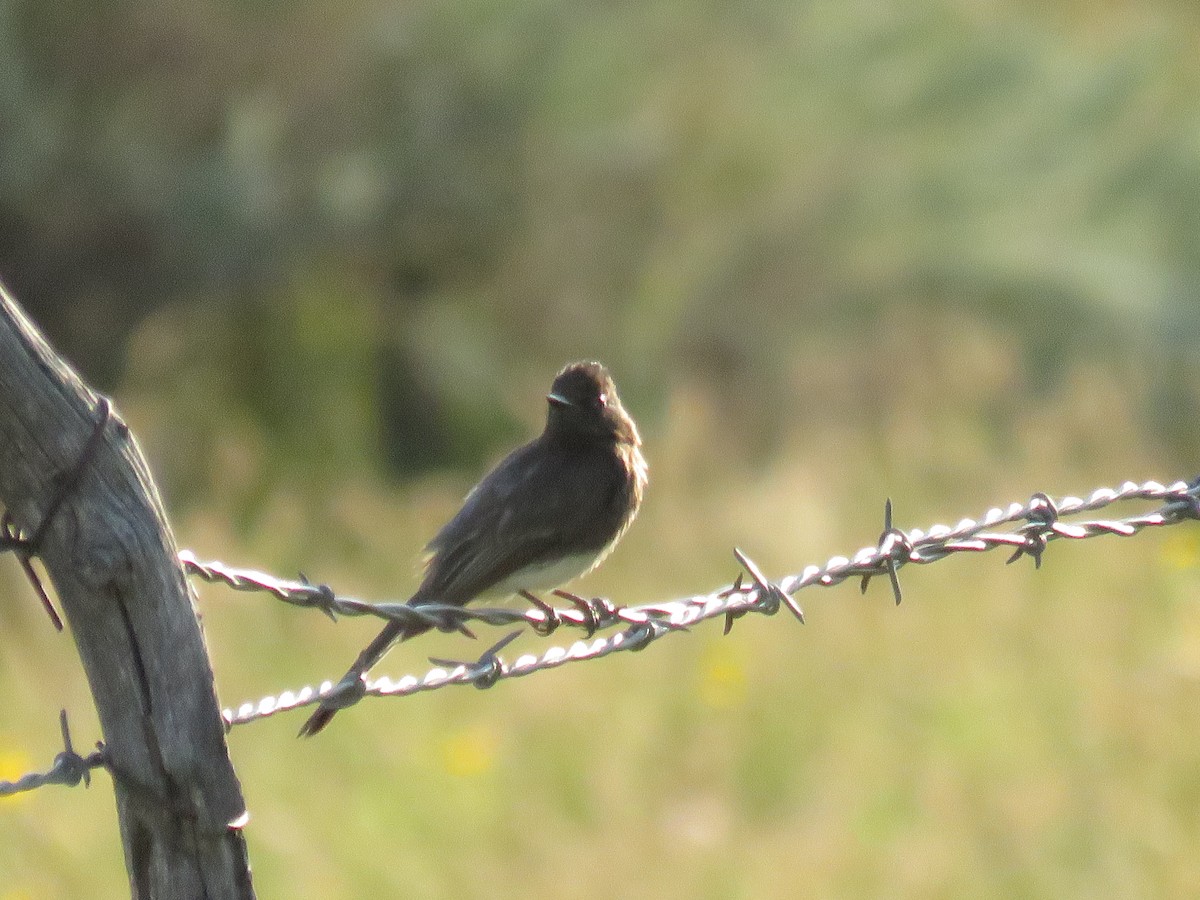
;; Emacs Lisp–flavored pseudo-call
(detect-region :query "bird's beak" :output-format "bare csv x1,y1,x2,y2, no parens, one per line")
547,392,571,408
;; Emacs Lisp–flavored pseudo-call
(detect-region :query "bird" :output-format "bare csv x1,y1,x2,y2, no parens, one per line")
299,360,647,736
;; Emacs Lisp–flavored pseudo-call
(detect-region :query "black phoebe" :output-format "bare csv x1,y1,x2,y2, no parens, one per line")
299,361,646,736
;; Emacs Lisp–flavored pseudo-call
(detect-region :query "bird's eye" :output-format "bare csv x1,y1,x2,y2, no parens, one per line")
596,392,608,407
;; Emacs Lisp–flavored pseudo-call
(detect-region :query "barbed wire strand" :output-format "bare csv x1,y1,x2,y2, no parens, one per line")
218,476,1200,728
0,710,105,798
180,553,639,638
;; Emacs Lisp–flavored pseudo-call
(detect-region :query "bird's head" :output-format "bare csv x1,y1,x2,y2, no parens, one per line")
546,361,640,446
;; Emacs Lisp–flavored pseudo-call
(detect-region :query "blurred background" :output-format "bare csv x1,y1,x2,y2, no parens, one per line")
2,0,1200,896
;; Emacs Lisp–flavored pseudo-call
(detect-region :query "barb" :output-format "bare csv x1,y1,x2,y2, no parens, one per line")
860,498,908,604
733,547,804,623
0,710,105,797
219,476,1200,728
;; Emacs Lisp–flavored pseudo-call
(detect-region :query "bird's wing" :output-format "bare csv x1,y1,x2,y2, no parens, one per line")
418,440,616,604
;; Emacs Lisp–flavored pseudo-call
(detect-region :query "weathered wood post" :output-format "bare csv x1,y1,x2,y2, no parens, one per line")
0,284,255,898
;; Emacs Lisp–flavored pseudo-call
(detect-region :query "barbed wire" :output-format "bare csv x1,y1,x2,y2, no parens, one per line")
181,551,675,638
5,476,1197,790
218,475,1200,728
0,710,105,798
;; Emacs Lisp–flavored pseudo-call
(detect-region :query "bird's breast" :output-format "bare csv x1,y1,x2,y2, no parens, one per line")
483,549,612,598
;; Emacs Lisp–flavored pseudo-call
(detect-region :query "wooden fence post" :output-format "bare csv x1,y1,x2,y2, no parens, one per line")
0,284,255,898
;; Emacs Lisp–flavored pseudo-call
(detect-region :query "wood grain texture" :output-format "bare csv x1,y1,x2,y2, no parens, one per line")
0,285,254,899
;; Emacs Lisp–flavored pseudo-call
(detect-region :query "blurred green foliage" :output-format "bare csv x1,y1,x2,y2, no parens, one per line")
2,0,1200,896
4,0,1200,483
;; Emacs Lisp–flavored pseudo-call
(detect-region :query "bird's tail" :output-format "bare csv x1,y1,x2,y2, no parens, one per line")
298,617,430,737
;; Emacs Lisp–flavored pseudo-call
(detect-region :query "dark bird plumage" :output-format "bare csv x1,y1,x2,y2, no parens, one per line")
299,361,646,736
